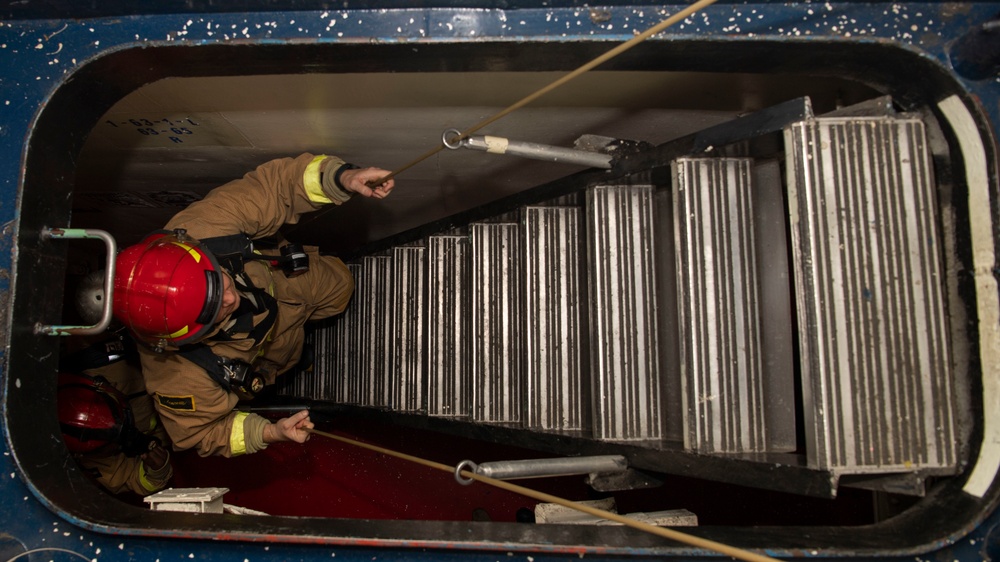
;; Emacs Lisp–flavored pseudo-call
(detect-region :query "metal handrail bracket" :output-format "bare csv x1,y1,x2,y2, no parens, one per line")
34,227,117,336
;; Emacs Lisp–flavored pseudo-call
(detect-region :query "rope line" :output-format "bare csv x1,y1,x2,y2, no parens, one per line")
286,0,718,235
371,0,719,187
307,428,781,562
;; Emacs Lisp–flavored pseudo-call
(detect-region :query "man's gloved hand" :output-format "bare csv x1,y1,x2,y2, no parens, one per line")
141,443,170,471
263,409,314,444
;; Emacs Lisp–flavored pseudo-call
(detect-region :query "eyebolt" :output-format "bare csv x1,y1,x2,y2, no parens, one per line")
442,128,465,150
454,459,478,486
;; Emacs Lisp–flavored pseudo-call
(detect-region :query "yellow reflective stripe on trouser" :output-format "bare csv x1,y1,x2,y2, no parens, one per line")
304,155,333,204
138,462,159,493
231,411,250,456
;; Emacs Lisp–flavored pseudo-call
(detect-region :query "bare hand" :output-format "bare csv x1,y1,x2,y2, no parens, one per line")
263,409,314,444
339,167,395,199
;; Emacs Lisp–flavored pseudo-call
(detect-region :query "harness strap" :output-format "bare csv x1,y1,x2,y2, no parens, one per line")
176,345,235,393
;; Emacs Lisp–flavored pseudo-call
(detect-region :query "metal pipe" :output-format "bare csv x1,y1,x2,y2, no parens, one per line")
238,404,312,413
442,129,612,169
473,455,627,480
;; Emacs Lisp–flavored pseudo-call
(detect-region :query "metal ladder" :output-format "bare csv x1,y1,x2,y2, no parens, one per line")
280,98,960,494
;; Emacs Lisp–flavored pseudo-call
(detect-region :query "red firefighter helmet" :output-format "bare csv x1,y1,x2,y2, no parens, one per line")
57,372,144,455
113,230,223,347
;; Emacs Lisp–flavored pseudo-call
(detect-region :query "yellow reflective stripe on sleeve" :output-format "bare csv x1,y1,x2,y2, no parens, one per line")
138,462,159,493
304,155,333,205
230,411,250,456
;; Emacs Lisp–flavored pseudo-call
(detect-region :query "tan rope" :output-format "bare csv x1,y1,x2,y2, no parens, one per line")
307,428,781,562
286,0,718,235
370,0,719,187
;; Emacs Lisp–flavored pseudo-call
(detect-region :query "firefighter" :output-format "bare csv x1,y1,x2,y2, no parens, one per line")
58,272,173,496
112,154,394,457
57,365,173,497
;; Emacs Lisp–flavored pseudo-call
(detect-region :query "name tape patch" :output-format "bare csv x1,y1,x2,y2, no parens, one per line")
157,393,196,411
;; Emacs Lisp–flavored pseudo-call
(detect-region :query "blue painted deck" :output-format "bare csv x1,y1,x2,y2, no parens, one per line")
3,2,1000,560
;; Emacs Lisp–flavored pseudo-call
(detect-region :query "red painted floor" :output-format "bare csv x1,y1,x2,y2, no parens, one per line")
169,413,879,526
170,415,589,521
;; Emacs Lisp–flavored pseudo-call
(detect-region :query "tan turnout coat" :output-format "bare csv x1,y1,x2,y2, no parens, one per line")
139,153,354,457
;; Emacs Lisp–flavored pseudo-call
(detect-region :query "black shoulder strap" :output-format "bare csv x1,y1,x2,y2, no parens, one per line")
200,232,255,275
176,345,233,393
199,233,279,345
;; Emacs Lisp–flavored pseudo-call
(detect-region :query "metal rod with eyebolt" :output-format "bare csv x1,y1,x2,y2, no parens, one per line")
453,454,626,482
282,0,719,236
362,0,720,189
307,427,782,562
441,129,613,169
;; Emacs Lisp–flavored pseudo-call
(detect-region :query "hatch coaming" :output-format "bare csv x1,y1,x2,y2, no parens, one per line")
2,9,998,557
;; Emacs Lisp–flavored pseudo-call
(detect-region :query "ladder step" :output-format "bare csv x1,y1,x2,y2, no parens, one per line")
360,256,392,408
427,235,471,418
785,117,958,472
391,246,426,413
471,223,523,424
341,263,365,404
311,314,334,400
673,157,768,453
524,206,588,432
586,185,662,441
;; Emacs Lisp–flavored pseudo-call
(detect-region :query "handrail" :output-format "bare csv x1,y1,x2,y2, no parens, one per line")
34,227,117,336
